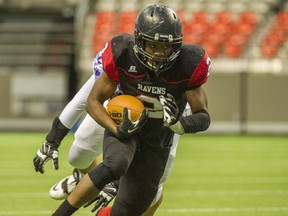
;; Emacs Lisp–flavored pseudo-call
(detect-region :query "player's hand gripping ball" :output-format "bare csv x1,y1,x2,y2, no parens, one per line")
106,95,145,125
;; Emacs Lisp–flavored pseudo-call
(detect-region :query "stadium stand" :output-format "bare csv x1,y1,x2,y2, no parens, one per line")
0,1,76,119
83,0,286,60
0,0,288,133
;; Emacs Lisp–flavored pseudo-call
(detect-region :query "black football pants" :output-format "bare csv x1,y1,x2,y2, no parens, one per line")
98,130,170,216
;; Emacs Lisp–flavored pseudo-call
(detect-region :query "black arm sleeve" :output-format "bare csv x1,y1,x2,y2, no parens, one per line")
179,110,211,134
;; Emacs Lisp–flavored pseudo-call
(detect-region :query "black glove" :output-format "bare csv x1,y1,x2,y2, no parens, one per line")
33,141,59,174
84,181,119,213
159,94,180,127
116,107,148,139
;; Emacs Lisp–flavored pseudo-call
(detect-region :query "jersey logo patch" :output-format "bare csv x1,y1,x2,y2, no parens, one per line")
128,66,138,73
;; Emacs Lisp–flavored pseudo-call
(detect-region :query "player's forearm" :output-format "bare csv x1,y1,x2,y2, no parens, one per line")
169,110,210,135
59,75,95,128
179,110,211,133
46,117,70,146
86,97,118,135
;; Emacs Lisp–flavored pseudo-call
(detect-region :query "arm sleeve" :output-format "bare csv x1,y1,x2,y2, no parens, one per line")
59,75,95,128
179,110,211,133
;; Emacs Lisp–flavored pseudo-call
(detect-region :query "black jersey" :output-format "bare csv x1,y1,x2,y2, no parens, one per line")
100,34,210,148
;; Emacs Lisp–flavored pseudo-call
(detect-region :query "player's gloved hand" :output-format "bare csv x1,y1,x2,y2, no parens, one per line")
159,94,185,135
33,141,59,174
159,94,180,127
116,107,148,139
83,181,119,213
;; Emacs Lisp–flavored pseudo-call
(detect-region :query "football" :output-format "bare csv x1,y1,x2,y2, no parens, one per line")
106,95,145,125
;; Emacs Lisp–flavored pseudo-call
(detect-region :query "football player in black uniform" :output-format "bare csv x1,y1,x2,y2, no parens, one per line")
52,4,211,216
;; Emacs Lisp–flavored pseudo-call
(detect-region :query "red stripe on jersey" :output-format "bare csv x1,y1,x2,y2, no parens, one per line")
188,53,210,88
161,76,190,84
102,41,120,83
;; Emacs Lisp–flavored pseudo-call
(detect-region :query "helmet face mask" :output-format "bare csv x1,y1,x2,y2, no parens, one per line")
134,5,182,76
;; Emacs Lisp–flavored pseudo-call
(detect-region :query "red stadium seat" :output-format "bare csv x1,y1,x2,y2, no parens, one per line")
192,11,208,24
183,33,203,44
202,42,221,58
261,45,278,58
201,33,224,46
183,22,207,35
94,11,116,34
209,22,231,36
275,12,288,33
226,34,248,48
232,22,254,36
238,11,257,26
223,44,242,58
117,11,138,34
215,11,233,24
276,11,288,25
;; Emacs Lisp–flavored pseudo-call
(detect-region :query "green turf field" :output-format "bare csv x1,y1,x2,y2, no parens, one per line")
0,133,288,216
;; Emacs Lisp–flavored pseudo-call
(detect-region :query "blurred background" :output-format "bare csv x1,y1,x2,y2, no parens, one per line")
0,0,287,134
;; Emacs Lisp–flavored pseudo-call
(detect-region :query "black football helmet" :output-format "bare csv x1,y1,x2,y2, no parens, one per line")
134,5,182,76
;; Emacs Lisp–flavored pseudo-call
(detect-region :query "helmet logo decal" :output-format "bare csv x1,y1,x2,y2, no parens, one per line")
154,33,159,41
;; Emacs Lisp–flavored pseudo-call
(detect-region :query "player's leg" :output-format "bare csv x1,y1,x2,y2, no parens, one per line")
142,185,163,216
110,142,170,216
141,134,180,215
97,134,180,215
50,114,104,199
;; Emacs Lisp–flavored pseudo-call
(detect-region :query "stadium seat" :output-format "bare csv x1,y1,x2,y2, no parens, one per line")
209,22,231,36
117,11,138,34
94,11,116,33
232,22,254,36
261,44,278,58
183,22,207,34
238,11,257,26
202,42,221,58
191,11,208,24
183,33,203,44
223,44,242,58
201,33,224,47
215,11,233,24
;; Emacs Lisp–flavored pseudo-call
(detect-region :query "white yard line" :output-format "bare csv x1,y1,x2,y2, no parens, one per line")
158,207,288,213
1,189,288,198
0,192,48,198
1,207,288,215
0,211,51,215
167,176,288,184
165,189,288,196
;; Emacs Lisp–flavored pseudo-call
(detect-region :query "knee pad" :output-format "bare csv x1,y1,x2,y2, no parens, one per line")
88,163,115,190
103,154,131,179
68,145,96,169
73,114,104,154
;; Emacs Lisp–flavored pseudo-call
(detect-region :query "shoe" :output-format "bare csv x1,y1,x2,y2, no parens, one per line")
49,168,82,200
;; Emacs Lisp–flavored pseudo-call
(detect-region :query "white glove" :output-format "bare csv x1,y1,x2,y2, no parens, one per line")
33,141,59,174
159,94,180,127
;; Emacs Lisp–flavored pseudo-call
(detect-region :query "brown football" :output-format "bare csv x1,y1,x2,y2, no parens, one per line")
106,95,144,125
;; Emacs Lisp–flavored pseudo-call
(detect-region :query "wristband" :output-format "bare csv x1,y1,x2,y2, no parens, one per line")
169,121,185,135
